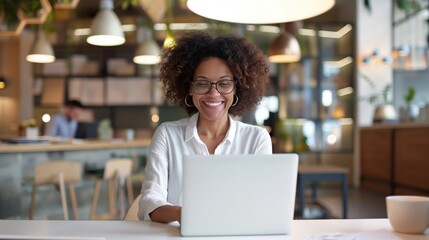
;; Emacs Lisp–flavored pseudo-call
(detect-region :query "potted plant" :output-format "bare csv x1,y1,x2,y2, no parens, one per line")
360,74,397,123
21,118,39,139
399,87,417,121
403,87,415,106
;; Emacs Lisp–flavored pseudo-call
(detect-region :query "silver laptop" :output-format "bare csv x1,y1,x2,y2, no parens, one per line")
181,154,299,237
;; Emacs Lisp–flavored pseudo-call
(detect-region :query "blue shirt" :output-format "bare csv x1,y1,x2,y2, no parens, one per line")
46,113,78,138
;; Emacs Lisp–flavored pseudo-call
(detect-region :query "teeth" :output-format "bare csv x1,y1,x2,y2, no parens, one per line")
204,101,222,106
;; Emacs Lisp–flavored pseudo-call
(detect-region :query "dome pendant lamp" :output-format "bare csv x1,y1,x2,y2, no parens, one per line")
133,38,161,64
186,0,335,24
268,22,301,63
26,28,56,63
133,29,161,65
87,0,125,46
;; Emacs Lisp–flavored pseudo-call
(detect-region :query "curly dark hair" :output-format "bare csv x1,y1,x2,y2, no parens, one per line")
159,31,270,116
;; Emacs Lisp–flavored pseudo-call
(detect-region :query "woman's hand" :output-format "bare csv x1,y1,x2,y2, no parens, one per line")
149,205,181,223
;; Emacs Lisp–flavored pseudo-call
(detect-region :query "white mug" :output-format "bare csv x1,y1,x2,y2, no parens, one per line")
386,195,429,234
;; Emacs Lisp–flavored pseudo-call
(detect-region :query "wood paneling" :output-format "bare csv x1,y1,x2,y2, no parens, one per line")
360,128,392,182
395,128,429,192
360,126,429,195
0,40,20,137
394,187,429,197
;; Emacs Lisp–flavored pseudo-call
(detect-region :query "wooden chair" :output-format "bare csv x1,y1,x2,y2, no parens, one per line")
90,158,134,220
123,194,142,221
29,161,82,220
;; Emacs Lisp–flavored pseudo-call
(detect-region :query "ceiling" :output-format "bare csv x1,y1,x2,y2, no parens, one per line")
65,0,202,23
49,0,352,53
52,0,279,49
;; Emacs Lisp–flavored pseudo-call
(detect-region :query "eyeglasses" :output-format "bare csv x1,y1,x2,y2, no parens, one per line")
191,80,236,95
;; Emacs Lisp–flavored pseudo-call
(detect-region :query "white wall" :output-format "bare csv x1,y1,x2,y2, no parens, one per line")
356,0,393,126
355,0,393,187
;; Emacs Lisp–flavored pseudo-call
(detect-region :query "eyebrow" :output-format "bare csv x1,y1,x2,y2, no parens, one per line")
194,75,233,81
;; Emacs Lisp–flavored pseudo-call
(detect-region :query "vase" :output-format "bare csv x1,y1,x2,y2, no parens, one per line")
373,105,398,123
25,127,39,139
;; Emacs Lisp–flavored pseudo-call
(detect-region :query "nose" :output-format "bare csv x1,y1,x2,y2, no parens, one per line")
207,83,220,95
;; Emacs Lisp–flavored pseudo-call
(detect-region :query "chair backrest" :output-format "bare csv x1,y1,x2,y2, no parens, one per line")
34,161,82,185
123,194,142,221
103,158,133,180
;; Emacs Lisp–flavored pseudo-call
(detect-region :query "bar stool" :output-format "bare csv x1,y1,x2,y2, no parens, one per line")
89,158,134,220
29,161,82,220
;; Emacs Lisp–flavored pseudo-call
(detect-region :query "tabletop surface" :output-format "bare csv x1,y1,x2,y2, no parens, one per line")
0,219,428,240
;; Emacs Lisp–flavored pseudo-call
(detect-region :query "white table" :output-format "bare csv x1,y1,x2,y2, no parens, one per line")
0,219,428,240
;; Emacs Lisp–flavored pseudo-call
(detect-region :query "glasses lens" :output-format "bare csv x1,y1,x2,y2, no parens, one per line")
193,80,212,94
217,80,235,94
192,80,236,94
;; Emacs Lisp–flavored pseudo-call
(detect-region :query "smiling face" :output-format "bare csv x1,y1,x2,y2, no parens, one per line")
191,57,235,123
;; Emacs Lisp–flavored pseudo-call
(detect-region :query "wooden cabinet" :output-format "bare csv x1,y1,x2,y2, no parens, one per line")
360,128,393,194
395,128,429,194
360,125,429,196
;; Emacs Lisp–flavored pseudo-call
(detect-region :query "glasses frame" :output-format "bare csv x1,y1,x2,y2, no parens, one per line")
191,80,237,95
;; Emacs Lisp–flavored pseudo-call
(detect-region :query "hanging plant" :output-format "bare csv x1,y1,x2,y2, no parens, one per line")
0,0,21,27
121,0,139,10
364,0,422,13
0,0,56,26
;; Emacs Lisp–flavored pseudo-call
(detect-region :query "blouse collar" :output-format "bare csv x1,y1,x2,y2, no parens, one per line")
185,113,236,144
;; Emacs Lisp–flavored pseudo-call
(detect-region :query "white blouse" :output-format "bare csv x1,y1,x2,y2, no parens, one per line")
138,113,272,220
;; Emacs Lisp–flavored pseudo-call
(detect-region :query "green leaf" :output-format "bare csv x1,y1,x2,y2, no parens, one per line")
364,0,371,12
404,87,415,103
396,0,410,11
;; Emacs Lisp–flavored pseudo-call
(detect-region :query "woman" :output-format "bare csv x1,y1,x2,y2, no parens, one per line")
138,31,272,223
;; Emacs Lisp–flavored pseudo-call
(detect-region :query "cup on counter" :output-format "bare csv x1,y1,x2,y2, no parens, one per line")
125,129,135,142
386,195,429,234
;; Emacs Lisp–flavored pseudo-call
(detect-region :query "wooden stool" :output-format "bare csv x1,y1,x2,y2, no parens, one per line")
123,194,142,221
297,164,349,219
29,161,82,220
90,158,134,220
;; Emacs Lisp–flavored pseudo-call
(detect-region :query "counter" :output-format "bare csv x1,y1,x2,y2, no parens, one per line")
0,139,151,153
360,122,429,130
0,139,151,219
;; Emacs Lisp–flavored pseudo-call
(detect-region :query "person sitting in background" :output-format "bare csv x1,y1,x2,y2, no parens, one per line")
46,100,83,138
138,31,272,223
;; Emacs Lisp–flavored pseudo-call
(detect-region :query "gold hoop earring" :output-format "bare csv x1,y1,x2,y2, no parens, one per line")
232,94,238,106
185,95,194,107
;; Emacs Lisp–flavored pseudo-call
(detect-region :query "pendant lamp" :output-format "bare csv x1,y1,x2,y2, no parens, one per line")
133,29,161,65
268,23,301,63
163,0,175,49
163,23,175,48
0,76,6,90
26,28,56,63
87,0,125,46
186,0,335,24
